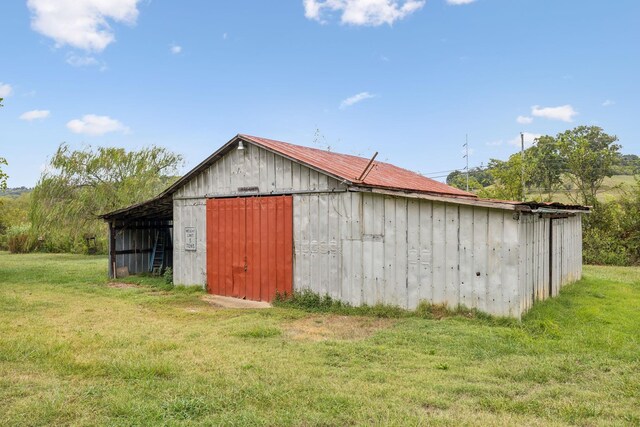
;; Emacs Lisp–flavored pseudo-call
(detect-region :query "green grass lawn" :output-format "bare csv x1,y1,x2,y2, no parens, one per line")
0,253,639,426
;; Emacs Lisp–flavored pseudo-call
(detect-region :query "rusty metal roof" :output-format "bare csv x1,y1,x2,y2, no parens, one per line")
241,134,475,198
103,133,588,221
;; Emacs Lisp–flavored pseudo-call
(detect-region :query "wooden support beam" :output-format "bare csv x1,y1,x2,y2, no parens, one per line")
109,221,116,279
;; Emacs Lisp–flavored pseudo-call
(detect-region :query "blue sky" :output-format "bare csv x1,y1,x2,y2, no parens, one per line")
1,0,638,187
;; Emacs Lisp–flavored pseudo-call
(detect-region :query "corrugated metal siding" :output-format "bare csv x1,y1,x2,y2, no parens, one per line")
293,192,522,317
518,213,582,313
175,142,344,198
206,196,293,301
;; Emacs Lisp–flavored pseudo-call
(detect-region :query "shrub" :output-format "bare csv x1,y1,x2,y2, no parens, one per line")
164,267,173,285
6,224,38,253
274,289,508,321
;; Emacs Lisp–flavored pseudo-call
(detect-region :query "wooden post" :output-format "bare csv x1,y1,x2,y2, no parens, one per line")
110,221,117,279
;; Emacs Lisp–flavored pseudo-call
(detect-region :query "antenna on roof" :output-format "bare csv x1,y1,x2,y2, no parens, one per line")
521,132,525,202
463,134,469,191
357,151,378,182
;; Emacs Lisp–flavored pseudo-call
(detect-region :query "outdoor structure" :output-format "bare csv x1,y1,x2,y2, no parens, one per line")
102,134,588,318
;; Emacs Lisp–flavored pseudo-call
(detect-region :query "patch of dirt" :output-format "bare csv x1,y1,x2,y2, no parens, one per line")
200,295,272,309
107,282,141,289
284,315,396,342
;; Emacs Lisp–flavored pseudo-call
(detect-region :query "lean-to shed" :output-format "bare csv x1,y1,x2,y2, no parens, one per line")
102,134,588,318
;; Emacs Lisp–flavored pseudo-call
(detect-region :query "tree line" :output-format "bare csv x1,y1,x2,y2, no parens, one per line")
446,126,640,265
1,124,639,265
1,144,182,253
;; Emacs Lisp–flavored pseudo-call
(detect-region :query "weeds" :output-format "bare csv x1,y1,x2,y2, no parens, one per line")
274,289,513,323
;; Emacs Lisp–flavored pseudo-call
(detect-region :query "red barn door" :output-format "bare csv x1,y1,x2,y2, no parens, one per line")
206,196,293,302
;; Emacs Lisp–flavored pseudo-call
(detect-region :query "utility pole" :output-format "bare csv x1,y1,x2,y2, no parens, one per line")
463,134,469,192
521,132,525,202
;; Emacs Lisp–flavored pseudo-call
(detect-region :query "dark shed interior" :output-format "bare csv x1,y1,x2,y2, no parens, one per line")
101,195,174,278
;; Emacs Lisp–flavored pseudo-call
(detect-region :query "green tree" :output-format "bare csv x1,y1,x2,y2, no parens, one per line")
482,154,536,201
0,97,6,190
30,144,183,253
0,157,7,191
527,135,564,201
447,173,484,192
557,126,620,205
0,192,32,251
446,167,494,189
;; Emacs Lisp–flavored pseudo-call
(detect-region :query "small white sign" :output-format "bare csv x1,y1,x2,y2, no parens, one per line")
185,227,197,251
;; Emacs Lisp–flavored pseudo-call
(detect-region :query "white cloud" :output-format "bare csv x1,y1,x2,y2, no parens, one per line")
66,53,99,67
602,99,615,107
446,0,476,4
170,44,182,54
508,132,542,148
0,83,13,98
20,110,50,121
516,115,533,124
27,0,141,52
340,91,376,109
304,0,425,26
222,33,228,40
531,104,577,122
66,114,129,136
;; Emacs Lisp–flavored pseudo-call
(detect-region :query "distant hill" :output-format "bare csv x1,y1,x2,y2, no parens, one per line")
0,187,32,198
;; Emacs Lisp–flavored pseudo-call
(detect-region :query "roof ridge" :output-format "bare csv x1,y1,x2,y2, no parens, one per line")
240,134,476,198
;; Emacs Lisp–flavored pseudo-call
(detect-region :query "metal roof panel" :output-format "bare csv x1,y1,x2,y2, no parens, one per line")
240,134,475,198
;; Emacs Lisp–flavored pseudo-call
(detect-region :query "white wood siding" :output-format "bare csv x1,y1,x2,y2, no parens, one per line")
293,192,523,317
173,199,207,286
174,142,344,199
518,213,582,313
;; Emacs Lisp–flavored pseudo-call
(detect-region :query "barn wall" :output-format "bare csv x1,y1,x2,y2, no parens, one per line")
167,141,584,317
517,214,550,314
172,142,347,286
293,192,522,317
175,142,345,199
173,199,207,286
517,213,583,314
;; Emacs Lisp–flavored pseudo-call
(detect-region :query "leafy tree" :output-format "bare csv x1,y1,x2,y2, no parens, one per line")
447,173,484,192
446,167,493,189
0,98,6,190
527,135,564,201
611,153,640,175
482,154,536,201
0,192,30,233
557,126,620,205
0,192,31,250
30,144,183,253
0,157,7,191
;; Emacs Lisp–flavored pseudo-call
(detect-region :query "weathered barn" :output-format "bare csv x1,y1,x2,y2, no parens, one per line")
102,134,588,318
